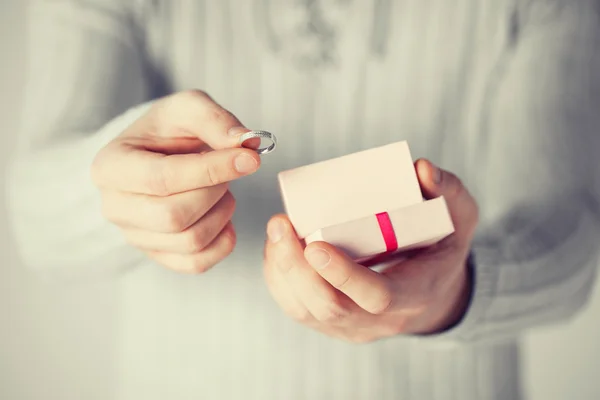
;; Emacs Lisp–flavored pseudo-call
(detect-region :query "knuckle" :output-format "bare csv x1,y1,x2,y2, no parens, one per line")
174,89,210,105
98,193,125,226
207,106,236,124
443,170,460,185
264,238,295,274
191,262,212,275
272,251,295,274
313,294,350,323
91,141,121,187
315,306,349,324
123,232,148,252
451,172,463,186
262,256,275,275
146,159,172,196
184,228,210,253
220,227,237,255
100,202,119,225
224,191,237,211
332,273,352,290
187,255,213,274
262,260,277,282
160,203,189,232
367,289,395,315
277,260,294,274
205,161,223,186
157,90,212,129
217,190,236,213
450,178,466,199
384,317,409,336
99,198,118,223
290,308,312,323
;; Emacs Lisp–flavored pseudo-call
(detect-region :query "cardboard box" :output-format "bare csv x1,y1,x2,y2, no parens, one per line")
277,141,454,263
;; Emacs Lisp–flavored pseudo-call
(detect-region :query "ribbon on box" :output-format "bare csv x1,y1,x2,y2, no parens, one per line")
375,212,398,253
359,212,399,268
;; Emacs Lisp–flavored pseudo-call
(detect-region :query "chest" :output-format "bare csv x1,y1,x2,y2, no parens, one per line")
142,2,513,154
138,1,522,230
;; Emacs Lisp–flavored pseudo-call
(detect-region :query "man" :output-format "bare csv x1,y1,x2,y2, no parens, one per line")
7,0,600,399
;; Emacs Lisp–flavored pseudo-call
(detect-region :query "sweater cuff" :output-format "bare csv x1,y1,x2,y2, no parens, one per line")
411,246,499,347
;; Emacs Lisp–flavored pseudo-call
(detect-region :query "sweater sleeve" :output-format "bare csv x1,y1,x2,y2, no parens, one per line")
423,1,600,345
5,0,161,281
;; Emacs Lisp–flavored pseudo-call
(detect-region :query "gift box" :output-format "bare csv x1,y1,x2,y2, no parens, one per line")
277,141,455,263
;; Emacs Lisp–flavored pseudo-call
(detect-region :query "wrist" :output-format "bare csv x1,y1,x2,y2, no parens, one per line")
427,253,474,334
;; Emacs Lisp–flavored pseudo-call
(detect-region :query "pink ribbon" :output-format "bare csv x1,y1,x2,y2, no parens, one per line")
375,212,398,253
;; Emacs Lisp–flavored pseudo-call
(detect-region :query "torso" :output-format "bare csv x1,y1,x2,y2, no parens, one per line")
138,0,518,235
115,1,527,399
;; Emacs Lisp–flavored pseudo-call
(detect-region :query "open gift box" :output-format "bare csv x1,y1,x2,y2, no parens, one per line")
277,141,455,264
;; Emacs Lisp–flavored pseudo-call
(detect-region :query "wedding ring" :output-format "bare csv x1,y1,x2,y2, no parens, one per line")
238,130,277,155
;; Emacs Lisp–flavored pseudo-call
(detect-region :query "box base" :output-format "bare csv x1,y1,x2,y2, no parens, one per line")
305,197,455,264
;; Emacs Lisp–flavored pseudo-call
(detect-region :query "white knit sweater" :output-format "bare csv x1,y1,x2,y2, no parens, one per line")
6,1,600,399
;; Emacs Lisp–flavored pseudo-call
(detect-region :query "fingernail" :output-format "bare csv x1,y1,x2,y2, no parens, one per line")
432,163,442,184
234,153,258,173
228,126,248,137
306,249,331,270
267,219,285,243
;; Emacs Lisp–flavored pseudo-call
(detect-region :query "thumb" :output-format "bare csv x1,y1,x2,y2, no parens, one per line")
415,158,479,243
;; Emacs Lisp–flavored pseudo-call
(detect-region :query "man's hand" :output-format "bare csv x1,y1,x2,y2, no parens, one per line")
91,90,261,274
263,159,479,342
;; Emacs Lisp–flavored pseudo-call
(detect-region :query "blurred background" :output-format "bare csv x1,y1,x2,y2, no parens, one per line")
1,2,599,399
0,5,117,400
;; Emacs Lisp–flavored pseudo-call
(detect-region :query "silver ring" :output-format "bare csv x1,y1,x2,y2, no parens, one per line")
238,130,277,155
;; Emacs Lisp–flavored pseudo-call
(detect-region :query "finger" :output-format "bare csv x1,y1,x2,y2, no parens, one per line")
414,158,479,244
122,191,236,253
265,215,353,324
241,137,261,150
120,136,208,155
146,222,236,274
101,184,229,232
263,253,314,323
304,241,394,315
153,90,250,150
92,141,261,195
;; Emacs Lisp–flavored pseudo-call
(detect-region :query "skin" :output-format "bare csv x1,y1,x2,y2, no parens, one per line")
92,89,479,340
91,90,261,274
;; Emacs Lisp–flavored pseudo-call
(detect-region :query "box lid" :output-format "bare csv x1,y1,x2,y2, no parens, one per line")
277,141,423,238
304,197,455,260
